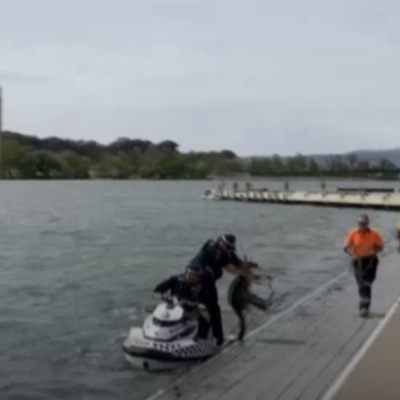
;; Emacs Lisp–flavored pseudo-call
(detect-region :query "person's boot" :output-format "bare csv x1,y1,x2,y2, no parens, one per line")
359,308,369,318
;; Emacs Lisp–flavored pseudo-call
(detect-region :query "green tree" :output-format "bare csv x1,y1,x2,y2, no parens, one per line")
346,153,358,170
59,151,91,179
324,156,348,176
248,158,272,176
286,154,308,175
0,139,29,178
378,158,396,172
308,158,320,175
271,154,286,175
355,159,370,173
30,150,64,178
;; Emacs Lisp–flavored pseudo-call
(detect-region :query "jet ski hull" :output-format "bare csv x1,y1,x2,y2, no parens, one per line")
123,348,212,371
122,328,216,371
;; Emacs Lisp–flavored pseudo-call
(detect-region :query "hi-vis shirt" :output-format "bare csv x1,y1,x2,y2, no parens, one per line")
344,228,383,257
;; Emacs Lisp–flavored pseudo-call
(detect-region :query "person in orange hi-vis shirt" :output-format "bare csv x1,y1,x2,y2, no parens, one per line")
343,214,384,318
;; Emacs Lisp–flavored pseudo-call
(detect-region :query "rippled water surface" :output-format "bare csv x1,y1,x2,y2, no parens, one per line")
0,180,398,400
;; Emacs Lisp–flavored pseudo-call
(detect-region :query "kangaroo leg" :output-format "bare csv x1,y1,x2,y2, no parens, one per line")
247,292,268,310
236,310,246,341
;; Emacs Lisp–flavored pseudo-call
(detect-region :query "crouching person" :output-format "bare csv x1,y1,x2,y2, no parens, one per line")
153,265,209,339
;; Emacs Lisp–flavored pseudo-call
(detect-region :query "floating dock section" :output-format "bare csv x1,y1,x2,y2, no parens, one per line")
214,189,400,210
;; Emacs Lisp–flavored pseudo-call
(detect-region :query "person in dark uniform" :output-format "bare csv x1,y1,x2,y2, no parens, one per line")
153,265,210,339
187,234,248,346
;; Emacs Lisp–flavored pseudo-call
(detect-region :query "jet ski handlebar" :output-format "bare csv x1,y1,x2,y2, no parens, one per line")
161,296,200,313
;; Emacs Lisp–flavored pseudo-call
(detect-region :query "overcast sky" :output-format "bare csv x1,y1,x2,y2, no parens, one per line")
1,0,399,155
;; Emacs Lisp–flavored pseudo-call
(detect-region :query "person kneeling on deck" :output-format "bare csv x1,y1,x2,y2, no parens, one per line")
343,214,384,318
186,234,250,346
153,265,210,339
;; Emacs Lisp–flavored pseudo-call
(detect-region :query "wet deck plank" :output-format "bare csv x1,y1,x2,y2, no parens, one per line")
149,249,400,400
325,298,400,400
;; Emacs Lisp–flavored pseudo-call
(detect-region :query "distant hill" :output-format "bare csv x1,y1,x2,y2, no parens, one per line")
247,148,400,167
309,148,400,167
350,148,400,166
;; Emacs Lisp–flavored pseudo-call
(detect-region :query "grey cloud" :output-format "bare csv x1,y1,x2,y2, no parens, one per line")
1,0,400,155
0,71,50,84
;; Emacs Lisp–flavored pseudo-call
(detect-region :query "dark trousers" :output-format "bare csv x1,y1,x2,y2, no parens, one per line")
197,314,210,339
352,256,379,311
199,275,223,344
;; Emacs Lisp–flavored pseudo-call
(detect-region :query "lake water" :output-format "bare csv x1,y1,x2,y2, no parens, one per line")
0,180,398,400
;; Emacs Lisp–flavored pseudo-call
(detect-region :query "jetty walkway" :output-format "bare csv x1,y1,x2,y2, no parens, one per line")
214,189,400,210
145,248,400,400
323,292,400,400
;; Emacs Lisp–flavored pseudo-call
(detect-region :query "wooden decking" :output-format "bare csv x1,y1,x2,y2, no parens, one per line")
145,248,400,400
323,295,400,400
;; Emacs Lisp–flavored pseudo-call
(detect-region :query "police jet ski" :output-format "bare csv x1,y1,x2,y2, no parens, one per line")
122,297,217,371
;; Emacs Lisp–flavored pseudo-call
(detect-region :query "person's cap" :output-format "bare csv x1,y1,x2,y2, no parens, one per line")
358,214,369,225
219,234,236,250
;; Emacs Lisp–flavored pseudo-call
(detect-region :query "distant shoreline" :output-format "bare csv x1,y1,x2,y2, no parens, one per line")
2,130,399,181
0,175,398,183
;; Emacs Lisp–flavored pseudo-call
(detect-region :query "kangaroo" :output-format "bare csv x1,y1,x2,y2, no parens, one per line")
227,260,274,341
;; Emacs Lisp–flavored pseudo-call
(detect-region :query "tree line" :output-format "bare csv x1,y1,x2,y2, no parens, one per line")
0,131,398,179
